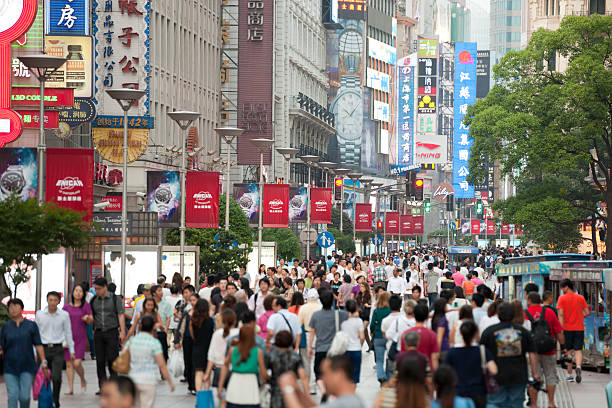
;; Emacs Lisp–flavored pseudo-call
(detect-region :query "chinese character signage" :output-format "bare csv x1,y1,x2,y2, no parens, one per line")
45,36,93,98
476,50,490,99
94,0,151,117
366,68,390,93
368,37,396,65
355,203,372,232
46,0,90,35
397,57,415,167
11,0,44,89
416,39,439,166
453,42,477,198
310,188,332,224
92,127,149,163
418,39,438,58
338,0,366,20
373,100,389,123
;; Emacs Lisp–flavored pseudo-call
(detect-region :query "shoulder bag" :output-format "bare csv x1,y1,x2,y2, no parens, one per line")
112,341,131,374
327,310,348,357
479,344,499,394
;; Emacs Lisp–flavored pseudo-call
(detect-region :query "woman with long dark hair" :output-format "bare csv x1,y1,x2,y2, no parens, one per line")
431,297,450,358
355,280,373,351
63,284,93,394
288,291,304,315
204,309,238,393
171,272,183,290
126,297,163,339
395,357,429,408
431,365,478,408
190,299,215,391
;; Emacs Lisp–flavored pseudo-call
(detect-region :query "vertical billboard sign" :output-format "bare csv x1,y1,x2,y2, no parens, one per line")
400,214,413,236
147,171,180,226
416,39,439,165
386,211,400,235
471,219,480,235
310,187,332,224
234,183,260,226
262,184,289,228
237,0,273,165
355,203,372,232
397,56,415,167
11,0,44,89
0,148,38,201
476,50,490,99
412,215,424,235
186,171,220,229
453,42,477,198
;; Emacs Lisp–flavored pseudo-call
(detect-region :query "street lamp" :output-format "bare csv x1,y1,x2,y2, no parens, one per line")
250,138,275,268
168,111,200,278
318,161,337,187
215,127,245,231
300,155,319,261
389,188,402,252
347,172,362,247
370,182,383,254
334,168,351,234
276,147,299,184
106,88,146,297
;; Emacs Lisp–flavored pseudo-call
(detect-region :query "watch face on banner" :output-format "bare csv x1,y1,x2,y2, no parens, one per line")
146,171,180,225
233,183,259,226
0,148,37,201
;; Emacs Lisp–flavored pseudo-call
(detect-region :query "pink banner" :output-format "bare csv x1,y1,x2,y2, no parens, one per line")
501,224,510,235
486,219,496,235
400,215,413,235
186,171,220,228
263,184,289,228
386,211,400,235
471,219,481,235
310,187,332,224
413,215,424,235
355,203,372,232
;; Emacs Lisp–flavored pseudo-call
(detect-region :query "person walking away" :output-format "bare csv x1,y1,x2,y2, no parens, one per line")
0,298,46,408
452,268,465,288
445,320,497,408
298,289,322,392
204,309,239,395
462,273,476,300
36,291,75,407
165,285,182,339
152,284,173,361
449,305,474,347
91,277,126,393
266,296,301,351
480,302,539,408
439,272,455,293
401,303,440,371
384,300,417,370
266,330,309,408
125,315,174,408
174,291,199,394
431,365,477,408
355,280,373,352
390,357,430,408
470,293,487,327
341,300,365,383
557,278,590,383
218,326,268,407
190,298,215,391
431,298,450,360
100,376,137,408
478,298,502,335
424,263,440,309
63,284,93,394
524,292,565,407
394,332,430,378
380,294,403,381
370,291,391,384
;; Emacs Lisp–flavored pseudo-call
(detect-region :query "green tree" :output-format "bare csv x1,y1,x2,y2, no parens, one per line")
262,228,302,261
0,196,91,299
465,15,612,254
166,195,253,280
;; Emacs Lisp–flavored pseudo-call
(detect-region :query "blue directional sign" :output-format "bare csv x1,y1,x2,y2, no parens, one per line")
449,221,456,231
317,231,335,248
374,234,383,246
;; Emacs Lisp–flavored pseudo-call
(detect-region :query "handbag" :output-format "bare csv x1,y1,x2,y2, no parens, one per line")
327,310,348,357
38,377,54,408
479,345,499,394
112,343,131,375
196,389,215,408
387,319,400,361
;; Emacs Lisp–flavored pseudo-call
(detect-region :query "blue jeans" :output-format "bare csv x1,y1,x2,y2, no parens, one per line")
346,350,362,383
427,293,437,309
373,338,388,381
486,384,526,408
5,371,33,408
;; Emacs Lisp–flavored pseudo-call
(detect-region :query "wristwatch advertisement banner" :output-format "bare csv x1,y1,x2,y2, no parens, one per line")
45,148,94,221
233,183,259,227
0,147,38,201
385,211,400,235
310,188,332,224
354,203,372,232
147,171,180,226
186,171,220,229
289,186,307,223
262,184,289,228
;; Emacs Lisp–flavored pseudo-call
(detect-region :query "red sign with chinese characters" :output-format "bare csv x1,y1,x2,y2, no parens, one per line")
400,214,413,235
262,184,289,228
486,219,496,235
412,215,424,235
45,148,94,221
16,110,59,128
11,86,74,107
471,219,481,235
310,187,332,224
186,171,220,229
501,224,510,235
355,203,372,232
101,195,122,212
386,211,400,235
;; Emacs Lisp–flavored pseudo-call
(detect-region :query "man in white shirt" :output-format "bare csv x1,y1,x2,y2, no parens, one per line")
247,277,271,319
266,296,301,352
380,294,403,380
384,260,395,280
36,291,75,407
337,259,346,276
165,285,182,333
387,268,408,296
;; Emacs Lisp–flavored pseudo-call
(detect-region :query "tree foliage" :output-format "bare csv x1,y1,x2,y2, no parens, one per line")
465,15,612,253
0,196,91,299
262,228,301,261
330,208,357,254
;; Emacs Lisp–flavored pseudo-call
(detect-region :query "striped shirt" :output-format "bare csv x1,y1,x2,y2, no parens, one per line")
127,332,162,385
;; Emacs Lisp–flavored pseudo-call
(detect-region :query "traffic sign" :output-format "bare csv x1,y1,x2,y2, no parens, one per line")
317,231,335,248
299,228,318,244
449,221,456,231
374,234,383,246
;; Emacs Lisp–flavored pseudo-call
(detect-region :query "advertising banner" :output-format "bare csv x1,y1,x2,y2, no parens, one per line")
262,184,289,228
373,100,389,123
45,36,93,98
92,212,130,236
310,187,332,224
414,135,447,165
104,249,157,303
11,0,44,90
186,171,220,229
234,183,260,226
147,171,180,226
368,37,396,65
486,219,496,235
471,219,481,235
45,0,90,35
501,224,510,235
400,214,413,235
101,195,122,212
515,226,523,236
412,215,424,235
476,50,491,99
11,86,74,107
289,186,307,222
46,148,94,221
0,148,38,201
453,42,477,198
397,58,415,167
366,68,390,93
355,203,372,232
386,211,400,235
16,110,59,128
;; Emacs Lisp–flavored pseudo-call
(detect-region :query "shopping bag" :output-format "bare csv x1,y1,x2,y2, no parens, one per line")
168,347,185,378
33,366,50,400
195,389,215,408
38,379,54,408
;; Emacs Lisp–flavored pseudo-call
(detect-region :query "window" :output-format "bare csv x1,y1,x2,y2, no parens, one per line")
590,0,606,15
507,0,521,10
506,16,520,26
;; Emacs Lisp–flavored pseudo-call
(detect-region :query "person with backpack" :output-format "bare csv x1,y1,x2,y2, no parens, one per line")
524,292,565,408
90,277,126,394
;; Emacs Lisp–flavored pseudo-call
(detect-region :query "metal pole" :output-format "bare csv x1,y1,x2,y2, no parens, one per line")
121,107,128,297
306,164,312,261
353,184,357,245
257,151,264,267
225,140,231,231
35,75,45,311
383,193,387,256
285,158,290,185
179,127,187,277
340,183,343,233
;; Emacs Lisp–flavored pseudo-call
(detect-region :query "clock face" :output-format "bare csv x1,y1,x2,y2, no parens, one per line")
0,0,23,34
0,170,24,193
154,187,172,204
335,91,362,142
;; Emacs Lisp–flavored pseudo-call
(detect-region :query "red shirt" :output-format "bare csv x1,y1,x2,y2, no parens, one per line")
452,272,465,287
524,305,563,355
400,326,440,367
557,292,588,331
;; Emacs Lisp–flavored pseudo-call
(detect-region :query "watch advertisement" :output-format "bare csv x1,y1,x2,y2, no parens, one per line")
45,148,94,221
233,183,259,227
147,171,180,226
0,148,38,201
186,171,220,229
262,184,289,228
289,186,307,223
310,188,332,224
354,203,372,232
385,211,400,235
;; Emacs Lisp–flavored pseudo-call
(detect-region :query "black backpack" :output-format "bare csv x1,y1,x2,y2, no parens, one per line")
525,306,556,354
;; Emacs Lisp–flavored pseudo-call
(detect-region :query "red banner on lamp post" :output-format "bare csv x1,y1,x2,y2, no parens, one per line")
45,148,94,221
386,211,400,235
263,184,289,228
400,214,413,235
486,219,496,235
186,171,220,228
501,224,510,235
310,187,332,224
413,215,424,235
355,203,372,232
471,219,481,235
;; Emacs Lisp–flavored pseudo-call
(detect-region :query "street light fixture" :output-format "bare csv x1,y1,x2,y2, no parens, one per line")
276,147,299,184
106,88,146,297
347,172,362,247
299,155,319,261
318,161,337,187
215,127,245,231
334,168,351,234
250,138,275,268
168,111,200,279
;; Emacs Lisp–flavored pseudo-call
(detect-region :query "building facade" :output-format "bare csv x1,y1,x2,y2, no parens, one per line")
490,0,522,64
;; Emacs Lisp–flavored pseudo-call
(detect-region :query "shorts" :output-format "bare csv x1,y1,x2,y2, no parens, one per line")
532,354,559,386
564,330,584,351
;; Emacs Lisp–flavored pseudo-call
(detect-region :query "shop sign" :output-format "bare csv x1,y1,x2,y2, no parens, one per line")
92,127,149,164
44,36,93,98
11,87,75,107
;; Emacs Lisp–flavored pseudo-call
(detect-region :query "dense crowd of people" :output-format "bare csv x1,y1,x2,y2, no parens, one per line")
0,246,593,408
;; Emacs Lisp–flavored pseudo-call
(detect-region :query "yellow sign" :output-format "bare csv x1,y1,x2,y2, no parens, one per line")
45,36,93,98
93,128,149,164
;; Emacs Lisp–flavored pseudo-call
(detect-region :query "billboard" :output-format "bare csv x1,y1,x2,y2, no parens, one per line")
368,37,396,65
416,39,439,166
414,135,447,164
147,171,180,226
373,100,389,122
234,183,260,226
262,184,289,228
397,58,415,167
186,171,220,229
45,0,90,36
0,148,38,201
289,186,307,222
453,42,477,198
476,50,490,99
366,68,390,93
44,36,93,98
338,0,367,19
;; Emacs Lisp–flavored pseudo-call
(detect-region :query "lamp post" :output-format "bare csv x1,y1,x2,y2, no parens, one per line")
347,172,362,247
250,138,275,267
334,168,351,234
318,161,337,188
370,182,383,254
300,155,319,261
276,147,299,184
19,55,67,310
215,127,245,231
389,188,401,252
168,111,200,278
106,89,146,297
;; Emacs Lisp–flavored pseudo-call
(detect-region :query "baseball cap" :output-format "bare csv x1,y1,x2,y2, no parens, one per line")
143,283,152,290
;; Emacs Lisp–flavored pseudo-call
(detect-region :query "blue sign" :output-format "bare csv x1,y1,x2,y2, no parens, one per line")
317,231,335,248
92,115,155,129
374,234,383,246
453,42,477,198
50,97,96,127
397,64,415,167
45,0,90,35
449,221,456,231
